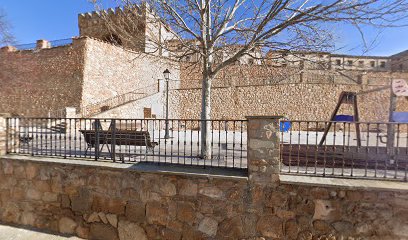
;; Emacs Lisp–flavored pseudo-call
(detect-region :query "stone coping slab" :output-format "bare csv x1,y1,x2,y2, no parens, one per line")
280,174,408,192
0,155,248,180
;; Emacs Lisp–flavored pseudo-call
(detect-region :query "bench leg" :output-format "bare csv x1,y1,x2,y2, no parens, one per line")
97,143,111,159
144,146,155,161
84,145,92,156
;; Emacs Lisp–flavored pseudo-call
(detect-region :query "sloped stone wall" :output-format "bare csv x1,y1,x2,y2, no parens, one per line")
0,157,407,240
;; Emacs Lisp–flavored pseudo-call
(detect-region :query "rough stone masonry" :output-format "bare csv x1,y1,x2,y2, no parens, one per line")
0,116,407,239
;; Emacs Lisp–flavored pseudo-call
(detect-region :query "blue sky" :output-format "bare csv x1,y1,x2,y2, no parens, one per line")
1,0,408,56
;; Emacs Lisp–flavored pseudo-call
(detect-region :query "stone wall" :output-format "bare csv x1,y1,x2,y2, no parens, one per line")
0,40,86,117
0,157,407,240
78,7,146,52
81,37,179,109
94,80,180,119
171,83,408,122
0,37,179,118
0,117,407,239
179,63,408,90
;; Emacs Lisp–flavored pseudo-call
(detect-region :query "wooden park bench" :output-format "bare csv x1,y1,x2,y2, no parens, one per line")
79,129,158,161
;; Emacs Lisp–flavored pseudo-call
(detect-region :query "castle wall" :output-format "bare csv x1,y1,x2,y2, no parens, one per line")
144,12,176,57
179,63,408,89
78,5,176,57
0,37,179,118
391,50,408,72
93,81,180,119
78,8,146,52
81,38,180,110
170,83,408,122
0,40,86,117
173,62,408,122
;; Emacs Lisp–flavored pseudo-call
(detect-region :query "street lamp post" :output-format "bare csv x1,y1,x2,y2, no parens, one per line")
163,69,170,139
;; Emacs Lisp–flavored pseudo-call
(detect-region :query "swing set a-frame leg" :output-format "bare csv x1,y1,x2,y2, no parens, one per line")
319,92,361,147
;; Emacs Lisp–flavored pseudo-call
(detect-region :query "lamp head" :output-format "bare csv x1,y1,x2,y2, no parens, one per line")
163,69,171,80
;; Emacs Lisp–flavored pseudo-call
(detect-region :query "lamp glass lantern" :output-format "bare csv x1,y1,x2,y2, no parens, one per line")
163,69,171,81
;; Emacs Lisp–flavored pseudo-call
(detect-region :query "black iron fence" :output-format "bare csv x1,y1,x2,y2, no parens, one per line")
81,84,159,117
7,117,408,181
6,118,247,169
280,120,408,182
12,38,73,51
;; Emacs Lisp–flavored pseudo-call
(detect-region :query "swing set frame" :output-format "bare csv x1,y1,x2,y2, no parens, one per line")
318,80,408,160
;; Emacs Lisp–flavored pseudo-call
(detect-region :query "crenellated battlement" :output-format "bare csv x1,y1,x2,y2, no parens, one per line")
77,4,150,52
77,3,175,56
78,5,145,22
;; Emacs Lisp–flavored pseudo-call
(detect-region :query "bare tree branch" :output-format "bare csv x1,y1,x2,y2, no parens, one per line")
92,0,408,158
0,9,15,46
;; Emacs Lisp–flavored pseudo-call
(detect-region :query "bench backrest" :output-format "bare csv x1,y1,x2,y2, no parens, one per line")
79,130,154,147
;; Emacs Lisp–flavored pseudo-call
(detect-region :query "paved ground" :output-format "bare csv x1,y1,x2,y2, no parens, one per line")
12,129,248,169
0,224,81,240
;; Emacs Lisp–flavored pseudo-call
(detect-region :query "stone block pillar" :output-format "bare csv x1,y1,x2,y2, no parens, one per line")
0,46,17,53
36,39,50,49
0,113,11,156
246,116,282,185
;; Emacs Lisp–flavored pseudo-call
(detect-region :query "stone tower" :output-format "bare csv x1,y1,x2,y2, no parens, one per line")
78,4,175,56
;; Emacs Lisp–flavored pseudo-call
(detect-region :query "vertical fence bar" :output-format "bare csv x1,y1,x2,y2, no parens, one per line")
395,123,401,179
30,119,34,157
171,120,174,164
5,118,9,154
305,121,309,174
111,119,116,162
331,122,337,176
95,119,99,161
365,123,370,178
296,121,301,174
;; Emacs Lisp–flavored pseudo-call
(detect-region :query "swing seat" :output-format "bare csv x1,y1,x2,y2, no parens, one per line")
392,112,408,123
333,115,354,122
280,121,291,132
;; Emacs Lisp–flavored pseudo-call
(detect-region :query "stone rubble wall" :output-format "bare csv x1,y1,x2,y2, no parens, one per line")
179,63,408,90
0,158,407,240
171,83,408,123
0,37,179,118
80,38,179,109
78,8,146,53
0,40,86,117
93,84,180,119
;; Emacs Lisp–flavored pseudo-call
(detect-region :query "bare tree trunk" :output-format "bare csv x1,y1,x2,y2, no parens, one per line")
201,73,212,159
387,87,396,164
200,0,213,159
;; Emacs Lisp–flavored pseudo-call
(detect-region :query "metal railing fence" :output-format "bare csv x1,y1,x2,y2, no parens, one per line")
280,120,408,182
81,84,159,117
6,117,247,170
7,116,408,180
13,38,73,51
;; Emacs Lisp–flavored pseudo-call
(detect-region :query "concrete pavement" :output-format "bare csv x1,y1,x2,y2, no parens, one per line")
0,224,81,240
